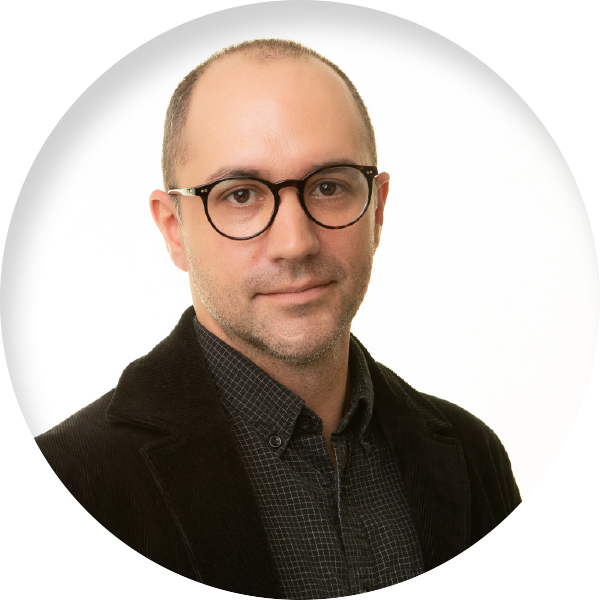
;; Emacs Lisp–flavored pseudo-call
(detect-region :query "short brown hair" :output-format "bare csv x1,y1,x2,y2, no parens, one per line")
162,39,377,195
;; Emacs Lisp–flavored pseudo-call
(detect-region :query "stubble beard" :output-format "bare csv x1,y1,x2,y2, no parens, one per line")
184,243,374,367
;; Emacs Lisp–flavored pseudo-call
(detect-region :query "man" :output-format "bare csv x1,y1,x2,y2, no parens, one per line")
36,39,520,598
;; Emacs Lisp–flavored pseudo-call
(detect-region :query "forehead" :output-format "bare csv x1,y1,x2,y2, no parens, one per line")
181,53,367,181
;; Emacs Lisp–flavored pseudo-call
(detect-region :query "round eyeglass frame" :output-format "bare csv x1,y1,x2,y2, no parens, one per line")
168,164,379,241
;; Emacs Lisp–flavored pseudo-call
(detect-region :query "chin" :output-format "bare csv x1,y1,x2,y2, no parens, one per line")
246,322,349,367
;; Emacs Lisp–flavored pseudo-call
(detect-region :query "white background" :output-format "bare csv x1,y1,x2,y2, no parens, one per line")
1,0,596,500
1,1,598,598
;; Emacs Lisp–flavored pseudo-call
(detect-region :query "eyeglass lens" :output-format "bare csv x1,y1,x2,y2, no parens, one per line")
207,166,370,239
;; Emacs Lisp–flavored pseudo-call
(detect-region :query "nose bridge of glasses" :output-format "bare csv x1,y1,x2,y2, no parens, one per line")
272,178,302,199
269,179,314,230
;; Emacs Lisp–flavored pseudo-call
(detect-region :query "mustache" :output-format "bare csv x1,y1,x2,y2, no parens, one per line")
244,256,348,295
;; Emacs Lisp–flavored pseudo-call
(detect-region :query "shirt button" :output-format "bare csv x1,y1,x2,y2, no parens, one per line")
269,435,282,448
298,418,311,431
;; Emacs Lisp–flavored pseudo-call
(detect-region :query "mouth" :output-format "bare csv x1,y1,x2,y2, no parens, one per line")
257,281,334,304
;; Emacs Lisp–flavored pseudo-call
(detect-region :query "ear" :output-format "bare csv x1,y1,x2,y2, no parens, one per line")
373,172,390,250
149,189,189,272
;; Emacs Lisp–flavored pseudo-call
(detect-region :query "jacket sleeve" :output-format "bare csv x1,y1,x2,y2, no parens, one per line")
486,424,521,512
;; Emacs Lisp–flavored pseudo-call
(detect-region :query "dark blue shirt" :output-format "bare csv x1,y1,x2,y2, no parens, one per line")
194,319,424,599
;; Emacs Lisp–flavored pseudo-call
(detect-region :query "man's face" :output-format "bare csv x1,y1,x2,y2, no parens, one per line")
156,54,387,365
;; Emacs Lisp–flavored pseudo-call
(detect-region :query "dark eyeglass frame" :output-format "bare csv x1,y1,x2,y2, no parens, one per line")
168,163,378,241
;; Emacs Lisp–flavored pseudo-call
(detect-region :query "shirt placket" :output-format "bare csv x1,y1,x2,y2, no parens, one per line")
332,433,373,595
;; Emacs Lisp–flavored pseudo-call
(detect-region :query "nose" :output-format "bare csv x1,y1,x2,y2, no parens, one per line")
265,187,320,262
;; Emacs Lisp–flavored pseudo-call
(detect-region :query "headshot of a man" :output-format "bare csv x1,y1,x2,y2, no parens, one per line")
36,39,520,598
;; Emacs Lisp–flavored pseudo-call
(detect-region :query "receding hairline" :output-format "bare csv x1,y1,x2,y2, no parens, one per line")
162,39,378,194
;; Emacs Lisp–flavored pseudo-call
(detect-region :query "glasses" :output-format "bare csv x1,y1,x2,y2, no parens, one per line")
168,164,378,240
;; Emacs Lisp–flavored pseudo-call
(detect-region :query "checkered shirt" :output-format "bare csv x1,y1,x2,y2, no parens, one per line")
194,319,424,599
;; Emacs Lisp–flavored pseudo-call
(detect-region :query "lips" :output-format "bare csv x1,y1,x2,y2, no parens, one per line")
261,281,331,295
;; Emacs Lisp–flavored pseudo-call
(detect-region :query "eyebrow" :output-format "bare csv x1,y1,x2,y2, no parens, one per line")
204,158,361,184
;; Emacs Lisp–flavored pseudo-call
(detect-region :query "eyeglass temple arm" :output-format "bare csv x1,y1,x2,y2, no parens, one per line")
168,188,197,196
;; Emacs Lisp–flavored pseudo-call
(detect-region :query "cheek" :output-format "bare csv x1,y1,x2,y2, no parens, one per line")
331,219,376,265
188,233,262,288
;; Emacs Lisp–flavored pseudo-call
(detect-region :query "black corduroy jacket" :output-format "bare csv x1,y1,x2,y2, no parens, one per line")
36,307,521,597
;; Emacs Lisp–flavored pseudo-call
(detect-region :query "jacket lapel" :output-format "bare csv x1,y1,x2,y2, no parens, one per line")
357,339,471,570
106,307,283,597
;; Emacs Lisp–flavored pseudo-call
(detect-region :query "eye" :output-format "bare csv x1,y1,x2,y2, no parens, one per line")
210,179,271,214
317,182,338,196
309,179,349,199
219,187,267,207
226,188,255,204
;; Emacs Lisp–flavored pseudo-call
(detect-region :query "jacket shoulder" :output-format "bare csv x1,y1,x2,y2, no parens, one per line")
377,361,502,442
35,391,195,577
36,390,164,483
35,390,167,516
376,362,521,523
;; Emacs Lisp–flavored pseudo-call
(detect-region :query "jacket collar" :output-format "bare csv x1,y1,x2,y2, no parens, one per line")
107,307,470,585
107,306,223,436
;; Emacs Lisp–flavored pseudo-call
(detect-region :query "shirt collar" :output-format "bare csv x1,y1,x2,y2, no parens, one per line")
335,334,375,449
193,318,374,453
